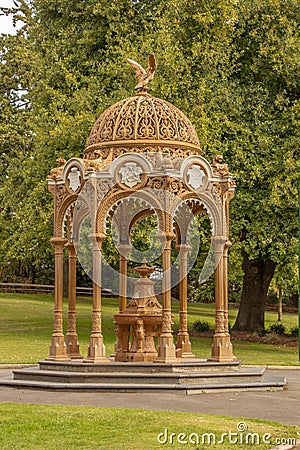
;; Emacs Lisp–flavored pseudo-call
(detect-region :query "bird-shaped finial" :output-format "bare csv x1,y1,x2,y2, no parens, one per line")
127,54,157,93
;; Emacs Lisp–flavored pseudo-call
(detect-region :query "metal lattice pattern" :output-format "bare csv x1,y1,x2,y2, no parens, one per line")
86,94,200,153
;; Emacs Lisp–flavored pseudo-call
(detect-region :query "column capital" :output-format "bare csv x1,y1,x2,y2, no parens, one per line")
117,243,132,259
164,231,176,241
88,232,106,241
158,230,176,245
211,235,227,254
88,232,106,248
50,237,68,248
175,243,192,253
211,235,227,245
65,241,76,254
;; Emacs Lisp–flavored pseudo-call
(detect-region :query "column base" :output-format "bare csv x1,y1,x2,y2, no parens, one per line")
84,335,110,364
154,334,177,364
46,334,71,362
176,335,195,358
208,333,237,362
66,335,82,359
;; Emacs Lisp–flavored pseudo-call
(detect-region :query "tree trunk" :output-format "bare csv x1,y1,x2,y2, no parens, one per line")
277,287,283,322
232,251,276,331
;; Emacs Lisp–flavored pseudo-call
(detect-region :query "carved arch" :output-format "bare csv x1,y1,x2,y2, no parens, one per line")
174,189,225,238
95,188,166,236
55,194,78,237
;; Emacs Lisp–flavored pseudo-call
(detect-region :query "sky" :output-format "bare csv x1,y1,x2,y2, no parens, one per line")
0,0,21,35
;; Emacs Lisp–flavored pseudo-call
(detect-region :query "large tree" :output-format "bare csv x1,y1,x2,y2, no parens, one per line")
165,0,300,330
229,0,300,330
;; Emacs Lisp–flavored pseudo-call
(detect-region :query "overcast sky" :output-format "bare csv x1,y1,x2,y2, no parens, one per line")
0,0,21,35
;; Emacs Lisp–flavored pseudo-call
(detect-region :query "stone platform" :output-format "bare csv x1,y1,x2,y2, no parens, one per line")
0,359,287,394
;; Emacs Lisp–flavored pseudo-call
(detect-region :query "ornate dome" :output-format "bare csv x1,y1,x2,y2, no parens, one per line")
84,93,201,160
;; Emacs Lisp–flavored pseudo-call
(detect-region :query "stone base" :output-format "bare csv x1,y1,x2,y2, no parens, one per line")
115,350,158,362
154,334,177,364
66,335,82,359
176,334,195,358
46,335,71,362
84,356,110,364
4,360,287,393
68,354,83,360
84,335,110,364
209,333,237,362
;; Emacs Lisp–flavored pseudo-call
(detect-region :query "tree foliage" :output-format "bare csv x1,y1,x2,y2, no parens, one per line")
0,0,299,330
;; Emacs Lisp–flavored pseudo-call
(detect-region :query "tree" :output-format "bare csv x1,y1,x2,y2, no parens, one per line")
229,0,300,330
166,0,300,330
0,0,175,282
0,0,299,330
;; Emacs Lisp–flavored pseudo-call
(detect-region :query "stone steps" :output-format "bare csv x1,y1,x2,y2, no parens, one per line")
38,359,242,373
12,366,265,385
0,377,286,394
0,359,287,394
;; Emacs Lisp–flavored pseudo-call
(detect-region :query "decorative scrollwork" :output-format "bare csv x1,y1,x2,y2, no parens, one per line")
161,311,173,333
85,94,201,157
215,310,227,333
92,311,101,332
56,185,68,209
67,312,77,333
54,311,63,333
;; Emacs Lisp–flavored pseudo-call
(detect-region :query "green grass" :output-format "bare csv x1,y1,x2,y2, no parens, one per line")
0,403,299,450
0,293,299,365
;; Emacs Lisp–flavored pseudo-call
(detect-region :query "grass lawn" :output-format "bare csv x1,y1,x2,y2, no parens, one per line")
0,292,299,365
0,403,299,450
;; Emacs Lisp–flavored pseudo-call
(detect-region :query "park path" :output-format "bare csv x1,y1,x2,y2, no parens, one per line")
0,367,299,427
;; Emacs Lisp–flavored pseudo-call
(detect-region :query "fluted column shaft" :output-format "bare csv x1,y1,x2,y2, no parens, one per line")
46,237,70,361
175,244,195,358
65,242,82,359
155,232,177,363
84,233,109,363
117,244,131,313
210,237,236,362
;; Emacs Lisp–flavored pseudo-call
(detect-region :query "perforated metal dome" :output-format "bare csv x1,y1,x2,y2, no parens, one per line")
84,93,201,160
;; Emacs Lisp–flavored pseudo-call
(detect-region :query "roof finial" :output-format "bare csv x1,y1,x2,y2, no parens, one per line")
127,54,157,93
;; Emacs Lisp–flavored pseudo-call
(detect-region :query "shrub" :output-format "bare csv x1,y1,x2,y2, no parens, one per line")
289,326,299,338
258,328,269,337
268,323,286,335
192,320,210,333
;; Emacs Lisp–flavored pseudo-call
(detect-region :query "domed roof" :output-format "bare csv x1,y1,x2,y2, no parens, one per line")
84,93,201,160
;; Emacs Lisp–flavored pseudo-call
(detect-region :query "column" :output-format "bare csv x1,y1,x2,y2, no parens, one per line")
155,232,177,363
210,238,236,362
175,243,195,358
46,237,70,361
84,233,109,363
65,242,82,359
117,243,131,313
113,243,132,360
